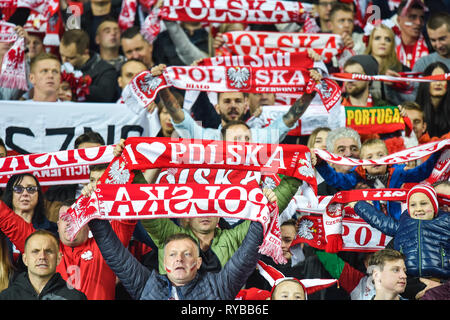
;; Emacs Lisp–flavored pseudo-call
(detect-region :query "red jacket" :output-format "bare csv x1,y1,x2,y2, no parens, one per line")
0,201,135,300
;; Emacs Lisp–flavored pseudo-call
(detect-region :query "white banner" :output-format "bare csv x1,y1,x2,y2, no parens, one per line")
0,101,159,154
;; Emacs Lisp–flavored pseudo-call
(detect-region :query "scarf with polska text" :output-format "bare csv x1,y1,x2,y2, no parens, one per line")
159,0,312,25
63,182,285,263
123,56,341,112
217,31,344,64
61,136,320,264
330,71,450,83
100,136,317,191
291,188,450,253
0,21,27,91
0,145,115,187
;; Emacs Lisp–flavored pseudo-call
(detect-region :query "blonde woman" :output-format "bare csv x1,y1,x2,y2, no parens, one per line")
364,24,410,105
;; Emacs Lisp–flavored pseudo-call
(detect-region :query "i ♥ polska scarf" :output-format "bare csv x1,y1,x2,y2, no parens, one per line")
123,51,341,111
218,31,344,64
63,137,319,264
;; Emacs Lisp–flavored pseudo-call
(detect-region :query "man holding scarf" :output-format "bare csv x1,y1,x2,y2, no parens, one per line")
149,64,322,144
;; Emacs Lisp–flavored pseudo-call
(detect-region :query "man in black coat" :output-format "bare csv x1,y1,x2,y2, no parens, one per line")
0,230,86,300
59,29,119,102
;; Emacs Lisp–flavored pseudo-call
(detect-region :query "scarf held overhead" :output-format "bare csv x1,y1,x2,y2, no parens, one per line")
159,0,311,24
64,184,285,263
218,31,344,64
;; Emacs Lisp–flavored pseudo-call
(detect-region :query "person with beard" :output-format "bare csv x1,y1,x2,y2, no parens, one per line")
149,64,321,144
341,55,389,108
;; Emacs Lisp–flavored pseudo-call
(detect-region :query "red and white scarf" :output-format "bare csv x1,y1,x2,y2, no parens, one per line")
330,71,450,83
0,145,115,187
123,52,341,111
107,136,317,190
0,22,27,91
217,31,344,64
159,0,311,24
396,34,429,69
63,182,284,262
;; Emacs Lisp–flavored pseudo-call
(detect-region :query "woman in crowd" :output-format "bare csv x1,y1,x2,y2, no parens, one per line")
364,23,410,105
415,61,450,138
2,173,57,271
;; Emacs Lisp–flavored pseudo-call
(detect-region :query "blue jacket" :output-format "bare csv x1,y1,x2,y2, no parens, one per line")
355,201,450,279
316,151,441,220
88,219,264,300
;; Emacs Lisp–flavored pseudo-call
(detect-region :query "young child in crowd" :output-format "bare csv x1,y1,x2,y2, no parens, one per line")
353,183,450,280
313,138,442,220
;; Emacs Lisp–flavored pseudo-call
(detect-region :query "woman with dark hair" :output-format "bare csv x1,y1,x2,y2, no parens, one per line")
1,173,57,272
416,62,450,138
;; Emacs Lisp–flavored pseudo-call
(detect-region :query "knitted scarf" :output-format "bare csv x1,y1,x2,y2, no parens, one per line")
217,31,344,64
0,21,27,91
123,52,341,111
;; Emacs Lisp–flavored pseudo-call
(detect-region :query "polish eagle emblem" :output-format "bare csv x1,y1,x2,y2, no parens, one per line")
297,158,315,178
104,161,131,184
139,73,162,93
298,219,315,240
227,66,250,89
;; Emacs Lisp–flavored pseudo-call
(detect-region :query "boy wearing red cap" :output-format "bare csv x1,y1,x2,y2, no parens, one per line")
353,183,450,280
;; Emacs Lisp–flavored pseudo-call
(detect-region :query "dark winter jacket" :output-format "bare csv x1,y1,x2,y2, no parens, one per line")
0,272,87,300
80,52,119,102
355,201,450,279
88,219,264,300
421,280,450,300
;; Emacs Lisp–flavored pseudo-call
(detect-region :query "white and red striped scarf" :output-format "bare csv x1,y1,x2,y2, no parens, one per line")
330,71,450,83
123,51,341,111
0,21,27,91
217,31,344,64
0,145,115,187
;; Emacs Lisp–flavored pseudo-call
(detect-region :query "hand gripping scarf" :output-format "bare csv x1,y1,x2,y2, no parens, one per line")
217,31,344,64
61,137,318,264
122,51,341,112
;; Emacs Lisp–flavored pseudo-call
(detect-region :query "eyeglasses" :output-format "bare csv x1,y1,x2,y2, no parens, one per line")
13,185,39,194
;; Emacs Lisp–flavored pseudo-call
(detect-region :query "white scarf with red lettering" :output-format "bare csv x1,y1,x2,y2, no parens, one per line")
0,22,27,91
330,71,450,83
0,145,115,187
218,31,344,64
314,139,450,185
64,183,285,262
123,51,341,111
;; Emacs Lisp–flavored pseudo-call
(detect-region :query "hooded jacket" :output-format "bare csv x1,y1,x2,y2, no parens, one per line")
0,272,86,300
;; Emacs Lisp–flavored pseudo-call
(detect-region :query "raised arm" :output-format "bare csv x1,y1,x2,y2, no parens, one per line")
88,219,151,300
151,64,185,123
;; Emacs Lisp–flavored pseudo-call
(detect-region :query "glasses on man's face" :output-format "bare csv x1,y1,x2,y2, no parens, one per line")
13,185,39,194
